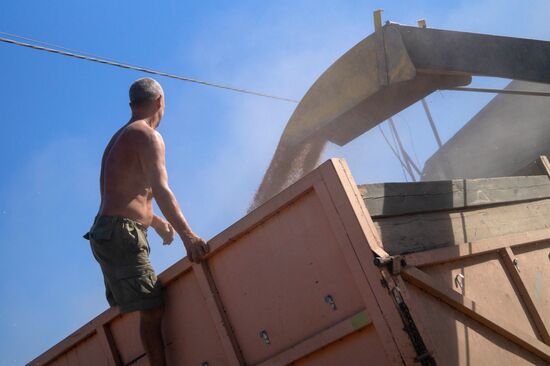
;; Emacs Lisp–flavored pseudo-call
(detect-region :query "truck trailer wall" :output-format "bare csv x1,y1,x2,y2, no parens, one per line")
29,159,550,365
29,159,405,366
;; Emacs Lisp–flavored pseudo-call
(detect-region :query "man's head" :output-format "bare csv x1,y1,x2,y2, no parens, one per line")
129,78,165,126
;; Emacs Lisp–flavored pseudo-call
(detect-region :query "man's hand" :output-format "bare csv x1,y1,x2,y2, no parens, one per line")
152,217,175,245
183,233,209,263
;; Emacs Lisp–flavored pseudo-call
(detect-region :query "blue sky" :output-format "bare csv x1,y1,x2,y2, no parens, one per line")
1,1,549,364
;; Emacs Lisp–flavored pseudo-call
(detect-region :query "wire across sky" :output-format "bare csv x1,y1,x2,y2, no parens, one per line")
0,31,300,104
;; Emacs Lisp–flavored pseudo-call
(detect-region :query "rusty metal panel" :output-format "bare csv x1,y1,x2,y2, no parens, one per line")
208,189,367,364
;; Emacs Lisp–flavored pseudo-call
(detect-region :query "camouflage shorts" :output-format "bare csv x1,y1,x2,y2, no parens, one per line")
84,215,163,313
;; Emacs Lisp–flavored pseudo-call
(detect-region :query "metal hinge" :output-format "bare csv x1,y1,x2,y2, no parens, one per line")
374,255,407,275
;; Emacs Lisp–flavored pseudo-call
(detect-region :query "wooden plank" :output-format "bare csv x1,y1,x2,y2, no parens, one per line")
401,266,550,362
257,310,371,366
361,175,550,218
193,262,244,366
500,247,550,345
405,227,550,267
360,180,464,217
466,175,550,205
318,159,420,366
96,324,122,366
373,198,550,255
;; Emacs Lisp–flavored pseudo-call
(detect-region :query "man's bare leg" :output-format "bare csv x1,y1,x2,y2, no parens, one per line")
140,307,166,366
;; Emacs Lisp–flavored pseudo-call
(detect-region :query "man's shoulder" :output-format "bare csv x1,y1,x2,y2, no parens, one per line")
125,121,162,141
123,121,164,152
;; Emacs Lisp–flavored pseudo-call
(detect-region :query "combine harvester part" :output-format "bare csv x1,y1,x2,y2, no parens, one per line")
254,20,550,206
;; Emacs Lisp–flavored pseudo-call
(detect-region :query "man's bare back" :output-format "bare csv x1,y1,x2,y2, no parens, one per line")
97,103,208,263
99,121,157,226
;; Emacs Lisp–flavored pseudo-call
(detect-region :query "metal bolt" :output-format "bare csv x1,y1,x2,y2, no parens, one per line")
259,330,271,345
513,258,520,271
455,274,465,290
201,362,209,366
324,295,337,310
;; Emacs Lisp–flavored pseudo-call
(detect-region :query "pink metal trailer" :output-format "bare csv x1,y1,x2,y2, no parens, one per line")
29,159,550,365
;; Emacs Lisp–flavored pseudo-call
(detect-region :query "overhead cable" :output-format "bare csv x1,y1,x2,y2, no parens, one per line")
378,125,410,181
388,118,419,181
420,99,443,148
0,33,299,103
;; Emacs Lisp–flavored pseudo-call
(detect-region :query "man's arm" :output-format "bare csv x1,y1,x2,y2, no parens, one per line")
138,128,208,262
151,214,175,245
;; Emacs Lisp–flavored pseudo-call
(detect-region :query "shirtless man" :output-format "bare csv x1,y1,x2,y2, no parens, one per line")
85,78,208,366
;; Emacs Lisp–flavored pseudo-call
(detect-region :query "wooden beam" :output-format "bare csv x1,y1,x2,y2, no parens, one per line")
405,227,550,267
257,310,371,366
361,175,550,218
500,247,550,345
402,267,550,362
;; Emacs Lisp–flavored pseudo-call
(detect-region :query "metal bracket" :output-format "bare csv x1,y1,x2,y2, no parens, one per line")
374,255,406,275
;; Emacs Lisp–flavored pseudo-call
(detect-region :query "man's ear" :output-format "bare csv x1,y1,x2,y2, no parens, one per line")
155,96,162,108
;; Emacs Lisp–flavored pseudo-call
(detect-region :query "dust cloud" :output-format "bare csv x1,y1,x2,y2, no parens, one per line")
250,134,326,210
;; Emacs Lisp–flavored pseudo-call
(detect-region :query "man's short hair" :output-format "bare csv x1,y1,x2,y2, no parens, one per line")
129,78,164,106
